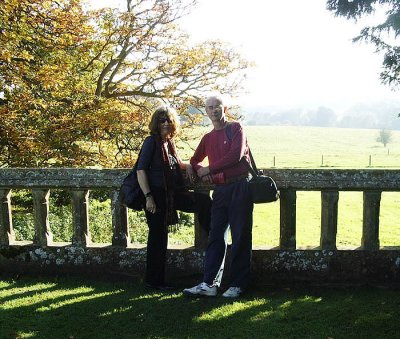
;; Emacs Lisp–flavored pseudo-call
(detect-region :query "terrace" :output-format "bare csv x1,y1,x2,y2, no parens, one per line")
1,168,400,283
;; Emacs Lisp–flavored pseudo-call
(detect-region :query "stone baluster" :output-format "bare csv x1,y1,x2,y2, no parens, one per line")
320,190,339,250
71,190,90,247
362,190,381,250
32,189,53,246
280,189,296,250
194,190,210,250
111,189,130,247
194,213,208,249
0,189,15,245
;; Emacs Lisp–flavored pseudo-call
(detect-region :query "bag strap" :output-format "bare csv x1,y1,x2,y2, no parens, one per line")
225,122,260,179
242,150,260,179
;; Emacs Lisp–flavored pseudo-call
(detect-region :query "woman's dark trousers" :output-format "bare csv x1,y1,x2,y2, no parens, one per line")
144,188,212,285
144,188,168,286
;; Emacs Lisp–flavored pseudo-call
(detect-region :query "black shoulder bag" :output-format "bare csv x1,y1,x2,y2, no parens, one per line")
225,123,279,204
243,150,279,204
119,137,156,211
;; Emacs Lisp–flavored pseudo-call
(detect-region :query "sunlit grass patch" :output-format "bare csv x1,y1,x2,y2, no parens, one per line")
194,299,265,322
0,276,399,338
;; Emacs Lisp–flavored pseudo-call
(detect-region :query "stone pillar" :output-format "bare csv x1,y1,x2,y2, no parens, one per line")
280,189,296,250
71,190,90,247
194,189,210,250
0,189,15,245
32,189,53,246
362,190,381,250
194,214,208,250
111,189,130,247
320,190,339,250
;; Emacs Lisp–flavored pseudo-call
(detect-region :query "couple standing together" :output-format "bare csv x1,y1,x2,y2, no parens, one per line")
137,95,253,298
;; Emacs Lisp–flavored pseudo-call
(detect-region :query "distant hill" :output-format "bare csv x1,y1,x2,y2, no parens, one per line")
243,100,400,130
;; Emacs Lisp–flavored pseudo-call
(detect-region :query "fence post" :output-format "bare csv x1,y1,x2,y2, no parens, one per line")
0,189,15,245
71,190,91,247
320,190,339,250
280,189,296,250
32,189,53,246
111,189,130,247
362,190,381,250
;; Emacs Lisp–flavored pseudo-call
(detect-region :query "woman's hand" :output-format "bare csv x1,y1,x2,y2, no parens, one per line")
146,196,156,214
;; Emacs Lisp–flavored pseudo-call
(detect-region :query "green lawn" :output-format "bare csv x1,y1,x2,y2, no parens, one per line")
178,126,400,249
1,275,399,338
179,125,400,169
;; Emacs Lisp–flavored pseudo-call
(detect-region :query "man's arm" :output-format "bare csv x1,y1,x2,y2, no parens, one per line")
190,136,207,171
190,136,214,182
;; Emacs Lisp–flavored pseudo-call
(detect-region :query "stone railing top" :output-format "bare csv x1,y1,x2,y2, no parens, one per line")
0,168,399,191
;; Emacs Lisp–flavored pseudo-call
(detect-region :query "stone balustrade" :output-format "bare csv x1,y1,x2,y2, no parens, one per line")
1,168,400,283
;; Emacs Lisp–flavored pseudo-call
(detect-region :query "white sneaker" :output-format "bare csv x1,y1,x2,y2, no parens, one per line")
222,287,243,298
183,282,217,297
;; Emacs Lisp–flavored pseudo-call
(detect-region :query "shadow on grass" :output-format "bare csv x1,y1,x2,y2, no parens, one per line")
0,275,399,338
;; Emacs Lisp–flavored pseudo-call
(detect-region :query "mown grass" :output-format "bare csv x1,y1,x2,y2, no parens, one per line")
179,125,400,169
0,275,399,339
180,125,400,249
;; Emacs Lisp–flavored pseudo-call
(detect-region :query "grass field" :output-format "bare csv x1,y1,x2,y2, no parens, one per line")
179,125,400,169
1,275,399,339
174,126,400,248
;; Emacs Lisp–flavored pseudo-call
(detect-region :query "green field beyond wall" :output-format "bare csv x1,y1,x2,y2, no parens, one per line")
174,126,400,248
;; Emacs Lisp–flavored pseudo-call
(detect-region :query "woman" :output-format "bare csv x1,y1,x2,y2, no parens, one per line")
137,106,211,290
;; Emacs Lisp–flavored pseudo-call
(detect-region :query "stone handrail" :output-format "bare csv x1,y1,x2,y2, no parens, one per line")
1,168,400,283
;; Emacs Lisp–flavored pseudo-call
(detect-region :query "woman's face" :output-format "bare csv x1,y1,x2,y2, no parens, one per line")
158,114,172,137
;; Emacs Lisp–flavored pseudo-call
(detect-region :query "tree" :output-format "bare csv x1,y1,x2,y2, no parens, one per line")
0,0,250,168
376,128,392,147
326,0,400,88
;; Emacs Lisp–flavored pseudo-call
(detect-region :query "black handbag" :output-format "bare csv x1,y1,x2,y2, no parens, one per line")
119,137,156,211
119,167,145,211
242,150,279,204
225,122,278,203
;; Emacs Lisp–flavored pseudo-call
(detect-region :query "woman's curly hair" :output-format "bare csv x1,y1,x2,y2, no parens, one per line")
148,106,180,137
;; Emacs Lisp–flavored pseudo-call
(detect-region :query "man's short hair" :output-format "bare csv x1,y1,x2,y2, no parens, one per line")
205,95,225,107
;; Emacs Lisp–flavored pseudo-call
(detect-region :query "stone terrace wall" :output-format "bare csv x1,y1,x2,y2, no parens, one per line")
1,168,400,284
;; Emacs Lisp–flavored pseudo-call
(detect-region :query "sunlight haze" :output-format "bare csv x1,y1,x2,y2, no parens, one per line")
90,0,399,117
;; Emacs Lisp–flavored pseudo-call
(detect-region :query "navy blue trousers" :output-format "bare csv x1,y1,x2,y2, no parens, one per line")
203,178,254,289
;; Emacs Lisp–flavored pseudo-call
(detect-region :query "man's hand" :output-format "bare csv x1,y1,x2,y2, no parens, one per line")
197,166,210,178
186,164,196,184
201,174,212,183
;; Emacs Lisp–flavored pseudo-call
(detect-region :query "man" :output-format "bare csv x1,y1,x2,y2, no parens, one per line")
183,95,254,298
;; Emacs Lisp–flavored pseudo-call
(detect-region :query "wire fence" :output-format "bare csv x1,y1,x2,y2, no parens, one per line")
260,152,400,169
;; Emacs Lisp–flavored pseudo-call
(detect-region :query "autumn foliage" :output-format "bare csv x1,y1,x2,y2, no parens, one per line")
0,0,250,168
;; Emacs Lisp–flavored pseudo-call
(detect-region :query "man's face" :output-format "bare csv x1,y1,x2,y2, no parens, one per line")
205,98,225,122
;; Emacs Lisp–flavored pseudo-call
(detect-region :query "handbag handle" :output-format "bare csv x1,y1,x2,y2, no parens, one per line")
241,149,262,179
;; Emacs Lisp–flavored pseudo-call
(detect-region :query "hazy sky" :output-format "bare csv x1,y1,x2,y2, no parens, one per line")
90,0,399,114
